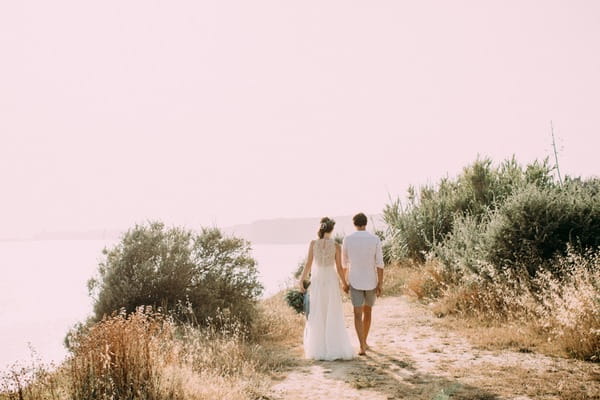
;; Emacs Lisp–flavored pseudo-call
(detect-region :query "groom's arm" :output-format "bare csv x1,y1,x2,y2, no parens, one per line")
376,268,384,296
375,239,384,296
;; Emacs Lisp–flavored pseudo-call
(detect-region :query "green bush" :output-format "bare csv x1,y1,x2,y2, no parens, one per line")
384,157,555,261
433,213,489,279
88,222,263,327
436,178,600,278
484,180,600,276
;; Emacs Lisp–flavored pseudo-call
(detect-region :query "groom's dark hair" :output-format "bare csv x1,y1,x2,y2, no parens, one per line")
353,213,368,227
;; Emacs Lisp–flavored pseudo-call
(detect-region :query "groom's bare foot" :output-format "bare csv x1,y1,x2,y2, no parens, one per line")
358,343,368,355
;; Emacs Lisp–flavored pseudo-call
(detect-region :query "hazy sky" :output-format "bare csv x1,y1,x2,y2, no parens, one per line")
1,1,599,237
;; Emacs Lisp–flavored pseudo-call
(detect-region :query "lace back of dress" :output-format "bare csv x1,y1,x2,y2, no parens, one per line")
313,239,336,267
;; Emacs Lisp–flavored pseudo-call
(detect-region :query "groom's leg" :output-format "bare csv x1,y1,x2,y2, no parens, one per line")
350,286,367,353
353,306,366,352
362,289,376,348
362,305,372,346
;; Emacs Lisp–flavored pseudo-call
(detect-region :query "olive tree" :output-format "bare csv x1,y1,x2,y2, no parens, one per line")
87,222,263,327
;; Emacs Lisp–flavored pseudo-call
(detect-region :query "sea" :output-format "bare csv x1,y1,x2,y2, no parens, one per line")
0,239,307,371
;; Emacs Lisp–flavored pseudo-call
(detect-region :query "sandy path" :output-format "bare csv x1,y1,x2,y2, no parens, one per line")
269,296,600,400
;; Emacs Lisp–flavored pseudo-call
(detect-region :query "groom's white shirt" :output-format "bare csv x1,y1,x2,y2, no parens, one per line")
342,231,384,290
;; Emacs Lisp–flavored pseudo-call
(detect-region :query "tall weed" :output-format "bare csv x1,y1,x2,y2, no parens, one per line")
533,251,600,360
67,307,177,400
430,250,600,361
2,294,303,400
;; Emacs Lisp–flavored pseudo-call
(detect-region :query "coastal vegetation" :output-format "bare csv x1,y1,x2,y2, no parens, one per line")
1,298,303,400
87,222,263,327
383,156,600,361
2,156,598,400
1,224,303,400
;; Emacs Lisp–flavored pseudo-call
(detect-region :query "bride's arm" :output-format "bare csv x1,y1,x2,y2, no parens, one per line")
298,241,314,293
335,244,349,291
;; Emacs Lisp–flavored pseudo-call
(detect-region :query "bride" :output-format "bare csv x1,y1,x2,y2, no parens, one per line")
298,217,355,360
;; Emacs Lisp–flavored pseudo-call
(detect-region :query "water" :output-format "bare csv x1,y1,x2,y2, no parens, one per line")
252,243,307,296
0,239,306,370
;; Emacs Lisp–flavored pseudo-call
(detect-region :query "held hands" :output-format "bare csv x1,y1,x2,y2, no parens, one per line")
342,281,350,294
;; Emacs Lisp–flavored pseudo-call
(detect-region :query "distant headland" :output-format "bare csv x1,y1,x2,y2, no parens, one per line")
0,214,383,245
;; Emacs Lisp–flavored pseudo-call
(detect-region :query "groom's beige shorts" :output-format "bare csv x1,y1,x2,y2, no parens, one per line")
349,286,376,307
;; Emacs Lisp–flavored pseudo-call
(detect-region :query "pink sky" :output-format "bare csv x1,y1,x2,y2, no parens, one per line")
1,1,599,237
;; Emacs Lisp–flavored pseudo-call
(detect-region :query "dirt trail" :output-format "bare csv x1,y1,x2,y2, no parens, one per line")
269,296,600,400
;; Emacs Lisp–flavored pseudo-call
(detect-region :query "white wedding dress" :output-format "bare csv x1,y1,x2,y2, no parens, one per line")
304,238,355,360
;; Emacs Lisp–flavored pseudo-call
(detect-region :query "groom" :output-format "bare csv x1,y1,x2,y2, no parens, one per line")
342,213,384,355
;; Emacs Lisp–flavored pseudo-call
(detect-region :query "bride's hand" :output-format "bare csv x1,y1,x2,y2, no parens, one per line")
298,280,306,293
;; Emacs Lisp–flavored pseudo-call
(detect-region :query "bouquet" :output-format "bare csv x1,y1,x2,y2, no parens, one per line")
285,280,310,317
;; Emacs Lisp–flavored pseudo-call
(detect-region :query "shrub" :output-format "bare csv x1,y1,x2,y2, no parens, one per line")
88,222,263,327
484,180,600,276
430,167,599,279
433,214,489,279
384,157,555,262
292,258,306,279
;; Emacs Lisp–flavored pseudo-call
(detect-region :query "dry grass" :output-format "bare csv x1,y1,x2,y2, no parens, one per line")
439,318,552,355
67,307,172,399
383,259,450,300
532,253,600,361
1,293,305,400
0,350,65,400
253,291,305,347
380,261,411,296
387,252,600,362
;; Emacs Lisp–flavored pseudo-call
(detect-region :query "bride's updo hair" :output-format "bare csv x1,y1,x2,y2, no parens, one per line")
318,217,335,239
